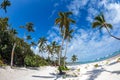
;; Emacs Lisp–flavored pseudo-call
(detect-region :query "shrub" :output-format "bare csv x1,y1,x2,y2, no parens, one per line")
0,55,4,66
94,64,99,67
58,66,69,71
117,58,120,62
0,60,4,66
24,55,48,67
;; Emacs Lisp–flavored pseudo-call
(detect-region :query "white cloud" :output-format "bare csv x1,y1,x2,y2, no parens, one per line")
66,29,120,62
67,0,88,16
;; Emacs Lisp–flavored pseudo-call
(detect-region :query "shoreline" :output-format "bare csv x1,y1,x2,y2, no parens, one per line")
0,55,120,80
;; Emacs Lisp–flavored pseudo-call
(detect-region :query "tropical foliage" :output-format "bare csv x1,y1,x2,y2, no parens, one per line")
55,11,75,66
71,54,78,63
92,13,120,40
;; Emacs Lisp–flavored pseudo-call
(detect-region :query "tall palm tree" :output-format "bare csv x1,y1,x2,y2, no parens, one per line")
92,13,120,40
63,29,74,66
0,0,11,13
71,54,78,63
19,22,34,42
38,37,47,57
55,11,75,65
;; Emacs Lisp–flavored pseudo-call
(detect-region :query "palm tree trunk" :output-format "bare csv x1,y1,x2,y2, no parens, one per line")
105,26,120,40
63,40,68,67
10,43,16,68
59,28,65,66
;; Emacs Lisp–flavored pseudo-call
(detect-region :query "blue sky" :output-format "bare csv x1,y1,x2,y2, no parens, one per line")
0,0,120,62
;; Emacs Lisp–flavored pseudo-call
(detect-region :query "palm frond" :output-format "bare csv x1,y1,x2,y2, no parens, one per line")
55,18,61,25
58,12,64,17
106,23,113,29
69,19,76,23
65,12,73,17
92,22,101,28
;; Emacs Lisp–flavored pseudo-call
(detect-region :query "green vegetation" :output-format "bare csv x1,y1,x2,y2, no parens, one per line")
55,12,75,66
24,55,48,67
71,54,78,63
92,13,120,40
117,58,120,62
94,64,99,68
0,0,76,68
58,65,69,71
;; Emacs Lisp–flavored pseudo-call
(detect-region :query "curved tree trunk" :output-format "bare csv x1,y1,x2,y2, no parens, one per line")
10,43,16,68
105,27,120,40
63,40,68,67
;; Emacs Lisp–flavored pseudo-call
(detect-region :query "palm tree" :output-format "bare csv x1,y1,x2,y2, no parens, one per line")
0,0,11,13
25,22,34,32
46,44,52,59
9,28,18,68
26,35,32,40
30,41,36,47
92,13,120,40
0,17,9,31
63,29,74,66
55,11,75,65
51,41,58,61
71,54,78,63
38,37,47,57
19,22,34,42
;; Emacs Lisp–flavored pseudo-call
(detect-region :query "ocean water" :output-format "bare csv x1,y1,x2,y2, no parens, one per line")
67,50,120,65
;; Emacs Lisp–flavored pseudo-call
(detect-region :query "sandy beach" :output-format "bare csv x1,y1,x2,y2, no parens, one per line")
0,56,120,80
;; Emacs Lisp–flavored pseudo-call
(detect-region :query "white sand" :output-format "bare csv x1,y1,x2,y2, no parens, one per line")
0,56,120,80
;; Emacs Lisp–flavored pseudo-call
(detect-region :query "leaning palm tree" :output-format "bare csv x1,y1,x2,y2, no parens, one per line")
0,0,11,13
55,11,75,65
38,37,47,57
92,13,120,40
63,29,74,66
9,28,18,68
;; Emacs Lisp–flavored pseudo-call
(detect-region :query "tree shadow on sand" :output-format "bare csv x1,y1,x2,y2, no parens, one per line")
85,67,120,80
32,75,55,78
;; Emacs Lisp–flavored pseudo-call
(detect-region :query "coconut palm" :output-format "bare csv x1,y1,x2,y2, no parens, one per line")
0,17,9,31
0,0,11,13
30,41,36,47
26,35,32,40
92,13,120,40
25,22,34,32
38,37,47,57
63,29,74,66
71,54,78,63
46,44,52,59
19,22,34,42
9,28,18,68
55,11,75,65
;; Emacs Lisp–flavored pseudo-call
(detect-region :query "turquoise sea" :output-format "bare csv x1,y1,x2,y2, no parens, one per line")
67,50,120,65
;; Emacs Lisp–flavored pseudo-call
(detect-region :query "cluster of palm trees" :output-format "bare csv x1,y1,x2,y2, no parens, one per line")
1,0,120,68
55,12,75,66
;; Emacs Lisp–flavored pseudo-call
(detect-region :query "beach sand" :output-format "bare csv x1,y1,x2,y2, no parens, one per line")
0,56,120,80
